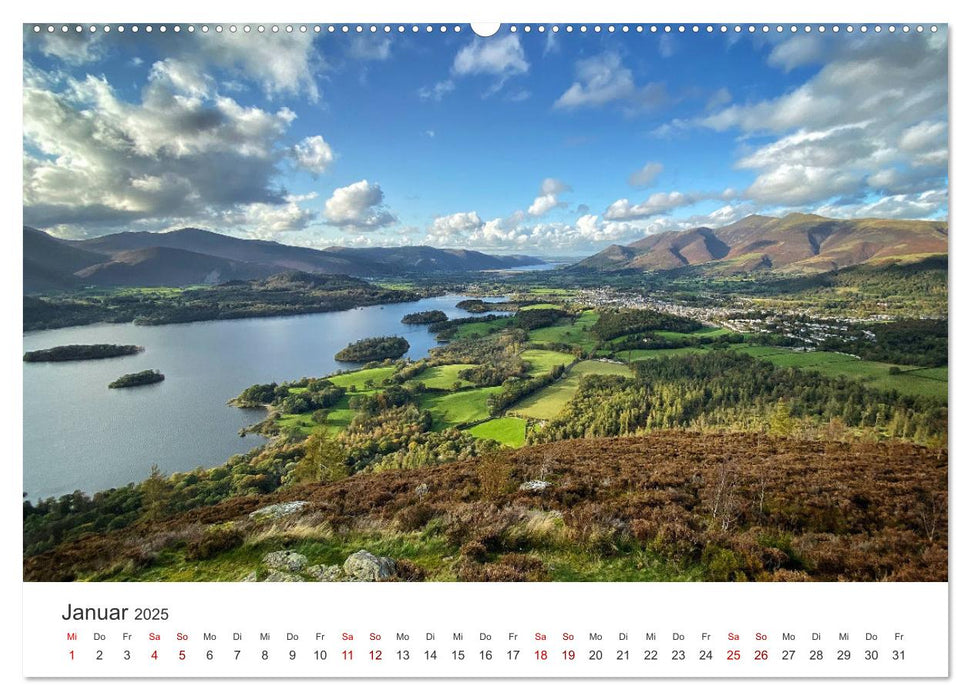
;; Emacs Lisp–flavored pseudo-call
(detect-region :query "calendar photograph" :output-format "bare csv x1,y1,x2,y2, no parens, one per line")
22,21,947,589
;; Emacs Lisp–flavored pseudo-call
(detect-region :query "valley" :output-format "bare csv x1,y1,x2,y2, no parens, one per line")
22,213,949,582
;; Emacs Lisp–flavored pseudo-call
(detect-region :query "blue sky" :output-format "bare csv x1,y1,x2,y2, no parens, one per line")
23,24,948,254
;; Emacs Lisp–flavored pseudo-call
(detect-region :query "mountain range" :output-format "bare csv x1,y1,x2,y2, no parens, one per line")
23,227,545,293
572,213,948,274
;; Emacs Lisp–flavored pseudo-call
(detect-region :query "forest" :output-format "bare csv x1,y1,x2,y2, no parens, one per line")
335,336,410,362
108,369,165,389
23,344,142,362
591,309,703,340
23,271,419,331
401,310,448,325
531,352,946,446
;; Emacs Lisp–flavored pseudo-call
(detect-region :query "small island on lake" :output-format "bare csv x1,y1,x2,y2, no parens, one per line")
401,310,448,325
455,299,519,313
335,336,410,362
23,344,143,363
108,369,165,389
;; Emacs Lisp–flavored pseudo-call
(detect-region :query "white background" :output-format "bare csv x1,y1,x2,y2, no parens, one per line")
2,0,965,697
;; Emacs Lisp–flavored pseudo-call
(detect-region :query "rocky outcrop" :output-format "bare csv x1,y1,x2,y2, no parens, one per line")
262,550,308,572
343,550,397,581
242,549,397,582
249,501,309,521
307,564,343,582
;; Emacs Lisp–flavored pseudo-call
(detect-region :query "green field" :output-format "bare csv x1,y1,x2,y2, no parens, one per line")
520,303,564,310
731,346,947,401
520,349,576,376
511,360,633,420
451,317,515,339
527,287,573,297
277,394,358,437
419,387,503,429
464,417,527,447
327,366,396,389
655,326,732,339
621,347,712,362
407,364,477,390
909,367,948,382
528,310,600,351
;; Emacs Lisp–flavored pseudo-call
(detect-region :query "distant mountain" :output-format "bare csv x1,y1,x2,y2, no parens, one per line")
23,226,546,292
71,228,371,276
572,213,948,274
73,247,286,287
322,245,544,273
23,226,108,293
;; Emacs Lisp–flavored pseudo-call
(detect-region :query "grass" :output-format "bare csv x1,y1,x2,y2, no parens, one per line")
655,326,732,339
418,387,503,429
511,360,633,420
543,549,703,582
465,417,527,447
527,310,600,351
326,366,396,389
520,349,576,376
909,367,948,382
276,413,320,436
407,364,477,390
731,346,947,401
106,528,703,583
520,303,563,310
527,287,573,297
105,530,455,582
620,347,711,362
451,317,515,339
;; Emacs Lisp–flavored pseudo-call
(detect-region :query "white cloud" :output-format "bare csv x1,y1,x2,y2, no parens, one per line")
323,180,397,231
428,211,484,242
899,120,947,153
227,193,319,236
291,135,335,175
815,189,947,220
627,162,664,189
661,33,950,216
767,34,825,72
605,191,705,220
149,58,212,98
35,32,105,66
744,164,861,207
705,88,732,111
554,52,667,112
453,35,529,78
194,31,320,100
22,65,307,237
700,34,946,136
418,80,455,101
527,178,571,217
348,36,391,62
423,209,646,253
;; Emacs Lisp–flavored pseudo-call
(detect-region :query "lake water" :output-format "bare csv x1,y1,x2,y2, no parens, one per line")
23,295,499,501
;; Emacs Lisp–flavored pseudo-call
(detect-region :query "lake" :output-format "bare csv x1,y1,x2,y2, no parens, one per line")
23,295,500,501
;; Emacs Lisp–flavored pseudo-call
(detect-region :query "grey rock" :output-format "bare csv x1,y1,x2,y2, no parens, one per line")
240,570,260,582
343,549,397,581
307,564,344,582
264,571,303,582
262,550,309,572
249,501,309,521
519,480,551,492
